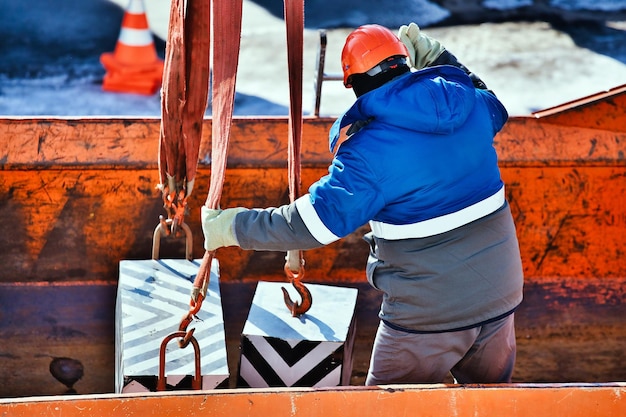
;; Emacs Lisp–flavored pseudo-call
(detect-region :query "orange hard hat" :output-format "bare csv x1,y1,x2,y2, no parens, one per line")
341,24,409,87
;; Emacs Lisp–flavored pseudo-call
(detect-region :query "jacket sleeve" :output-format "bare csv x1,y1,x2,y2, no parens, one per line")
233,201,326,251
304,144,386,238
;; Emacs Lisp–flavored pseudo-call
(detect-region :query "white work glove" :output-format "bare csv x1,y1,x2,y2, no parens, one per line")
398,22,445,70
201,206,247,251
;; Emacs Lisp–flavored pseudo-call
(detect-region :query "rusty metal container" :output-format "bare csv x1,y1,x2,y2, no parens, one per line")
0,85,625,408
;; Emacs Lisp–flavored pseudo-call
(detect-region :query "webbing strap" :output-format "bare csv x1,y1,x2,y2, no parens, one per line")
285,0,304,204
192,0,243,298
284,0,305,274
182,0,210,195
205,0,243,210
158,0,185,196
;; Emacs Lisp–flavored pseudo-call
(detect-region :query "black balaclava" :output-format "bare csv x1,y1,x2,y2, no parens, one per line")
349,58,410,97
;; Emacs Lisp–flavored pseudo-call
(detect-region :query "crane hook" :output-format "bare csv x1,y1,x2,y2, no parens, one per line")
281,263,312,317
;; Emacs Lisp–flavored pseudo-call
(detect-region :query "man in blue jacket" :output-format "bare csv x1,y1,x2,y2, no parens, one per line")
202,23,524,385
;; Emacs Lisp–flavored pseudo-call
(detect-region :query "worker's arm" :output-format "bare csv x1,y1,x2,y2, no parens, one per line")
201,203,326,252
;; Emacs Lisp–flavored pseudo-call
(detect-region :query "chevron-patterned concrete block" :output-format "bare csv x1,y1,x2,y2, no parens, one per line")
116,258,228,392
238,281,358,388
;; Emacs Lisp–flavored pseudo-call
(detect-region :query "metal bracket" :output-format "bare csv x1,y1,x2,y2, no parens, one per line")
313,30,342,117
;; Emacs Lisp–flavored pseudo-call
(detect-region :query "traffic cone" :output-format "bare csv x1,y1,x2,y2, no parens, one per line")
100,0,164,95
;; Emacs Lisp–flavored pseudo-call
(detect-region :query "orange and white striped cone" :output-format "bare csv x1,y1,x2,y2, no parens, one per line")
100,0,164,95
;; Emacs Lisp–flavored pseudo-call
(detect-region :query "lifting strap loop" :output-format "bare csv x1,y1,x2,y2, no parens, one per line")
158,0,210,233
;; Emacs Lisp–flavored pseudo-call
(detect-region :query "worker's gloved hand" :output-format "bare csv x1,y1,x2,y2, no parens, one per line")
201,206,247,251
398,22,445,70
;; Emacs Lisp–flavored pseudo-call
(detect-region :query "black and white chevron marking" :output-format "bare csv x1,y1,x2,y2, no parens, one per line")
237,281,358,388
239,336,345,387
115,258,228,392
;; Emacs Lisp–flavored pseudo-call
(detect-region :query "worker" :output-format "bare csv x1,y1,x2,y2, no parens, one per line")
201,23,524,385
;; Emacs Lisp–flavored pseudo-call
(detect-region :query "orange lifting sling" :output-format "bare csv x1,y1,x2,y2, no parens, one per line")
157,0,243,342
157,0,310,344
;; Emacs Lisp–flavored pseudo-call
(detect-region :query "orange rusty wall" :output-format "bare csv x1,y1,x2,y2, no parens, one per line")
2,165,622,283
496,117,626,280
0,116,624,283
502,166,625,279
0,166,363,283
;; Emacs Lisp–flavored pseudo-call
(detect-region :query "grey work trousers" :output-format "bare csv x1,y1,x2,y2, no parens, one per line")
365,313,516,385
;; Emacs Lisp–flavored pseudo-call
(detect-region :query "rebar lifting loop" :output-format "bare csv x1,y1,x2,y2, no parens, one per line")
281,263,313,317
157,330,202,391
152,217,193,261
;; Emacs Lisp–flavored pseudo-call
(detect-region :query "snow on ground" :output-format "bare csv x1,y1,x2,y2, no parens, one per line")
1,0,626,117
